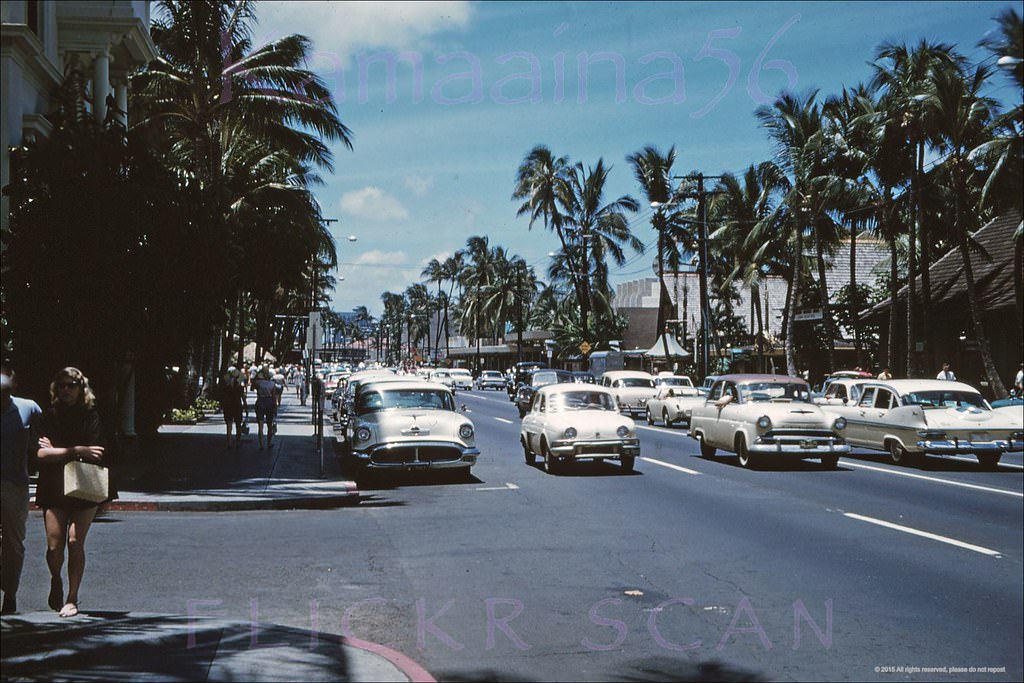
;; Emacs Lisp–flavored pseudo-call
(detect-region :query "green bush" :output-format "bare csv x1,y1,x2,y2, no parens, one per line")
168,407,202,424
194,397,220,413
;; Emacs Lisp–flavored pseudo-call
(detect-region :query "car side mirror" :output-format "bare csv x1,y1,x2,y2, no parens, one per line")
842,397,848,405
460,404,468,412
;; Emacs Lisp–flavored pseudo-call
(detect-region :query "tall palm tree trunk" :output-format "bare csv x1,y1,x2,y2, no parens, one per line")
785,230,802,377
850,226,862,358
754,284,765,372
954,183,1007,398
906,198,918,377
887,235,900,374
813,220,837,370
916,141,933,374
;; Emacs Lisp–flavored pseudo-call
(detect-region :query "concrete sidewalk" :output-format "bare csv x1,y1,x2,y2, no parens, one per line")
3,390,439,682
51,389,360,511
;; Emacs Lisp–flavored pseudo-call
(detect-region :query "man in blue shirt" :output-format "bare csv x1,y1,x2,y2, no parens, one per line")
1,364,42,614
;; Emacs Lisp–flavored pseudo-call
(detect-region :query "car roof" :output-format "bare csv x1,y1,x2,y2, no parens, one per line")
602,370,654,378
538,383,615,396
859,379,983,394
359,379,452,392
715,373,808,384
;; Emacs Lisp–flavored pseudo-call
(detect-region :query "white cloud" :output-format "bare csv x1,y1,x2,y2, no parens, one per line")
339,187,410,221
254,1,473,65
404,174,434,197
353,250,409,265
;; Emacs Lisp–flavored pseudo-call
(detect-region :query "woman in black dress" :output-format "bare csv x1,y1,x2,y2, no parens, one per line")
35,367,108,618
222,367,245,448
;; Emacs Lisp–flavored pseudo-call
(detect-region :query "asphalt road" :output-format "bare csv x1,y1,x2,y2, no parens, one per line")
14,388,1023,682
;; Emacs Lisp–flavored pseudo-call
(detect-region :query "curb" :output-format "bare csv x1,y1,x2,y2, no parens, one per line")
30,482,361,513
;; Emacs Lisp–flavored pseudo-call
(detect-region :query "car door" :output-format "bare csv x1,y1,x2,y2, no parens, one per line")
703,381,729,447
863,388,895,450
848,386,877,447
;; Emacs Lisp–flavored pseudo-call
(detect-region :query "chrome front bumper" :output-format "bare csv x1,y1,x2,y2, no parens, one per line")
352,440,479,469
751,434,849,455
549,438,640,460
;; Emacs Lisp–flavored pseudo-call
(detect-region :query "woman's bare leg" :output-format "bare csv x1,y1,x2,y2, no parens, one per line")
62,506,98,615
43,508,69,609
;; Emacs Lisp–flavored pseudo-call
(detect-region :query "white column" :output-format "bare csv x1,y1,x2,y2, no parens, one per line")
92,51,110,123
115,81,129,127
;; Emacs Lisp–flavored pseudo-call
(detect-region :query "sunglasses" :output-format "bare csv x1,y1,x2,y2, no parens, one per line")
57,381,82,389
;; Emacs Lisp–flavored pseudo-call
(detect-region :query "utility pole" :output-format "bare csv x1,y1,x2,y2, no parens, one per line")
516,260,524,365
673,173,725,381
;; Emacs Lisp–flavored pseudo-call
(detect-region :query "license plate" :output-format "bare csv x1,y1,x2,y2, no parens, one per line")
800,440,817,449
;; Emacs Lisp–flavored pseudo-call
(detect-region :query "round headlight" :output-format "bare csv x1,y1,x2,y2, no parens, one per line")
757,415,772,430
355,426,372,442
833,417,847,431
564,427,578,439
459,423,474,440
616,425,629,438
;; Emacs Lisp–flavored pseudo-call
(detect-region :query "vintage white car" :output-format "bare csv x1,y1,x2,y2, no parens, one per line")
520,384,640,474
343,380,479,478
427,369,454,389
820,379,1023,468
689,374,851,469
600,370,657,418
644,384,704,427
476,370,508,390
813,377,869,407
448,368,474,390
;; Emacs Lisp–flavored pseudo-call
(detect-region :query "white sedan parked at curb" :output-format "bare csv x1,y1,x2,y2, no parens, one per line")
520,384,640,474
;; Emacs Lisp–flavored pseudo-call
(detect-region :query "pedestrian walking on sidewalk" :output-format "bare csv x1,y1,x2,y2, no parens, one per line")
253,367,278,449
35,367,110,618
1,364,42,615
221,367,245,448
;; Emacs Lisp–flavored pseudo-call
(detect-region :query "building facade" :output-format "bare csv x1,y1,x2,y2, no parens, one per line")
2,0,155,231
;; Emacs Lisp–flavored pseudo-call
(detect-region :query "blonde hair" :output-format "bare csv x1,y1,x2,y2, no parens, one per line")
49,366,97,409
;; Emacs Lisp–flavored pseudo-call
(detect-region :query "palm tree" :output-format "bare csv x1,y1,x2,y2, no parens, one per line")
923,63,1008,397
133,0,353,380
627,145,690,362
560,159,641,336
512,146,584,316
975,8,1023,333
756,91,843,373
709,163,788,372
871,39,964,375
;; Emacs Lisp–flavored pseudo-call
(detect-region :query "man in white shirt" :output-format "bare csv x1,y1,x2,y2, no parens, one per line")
936,362,956,381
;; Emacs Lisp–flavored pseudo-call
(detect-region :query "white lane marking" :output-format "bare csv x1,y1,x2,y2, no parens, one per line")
841,461,1023,498
639,457,701,475
476,482,520,491
945,454,1024,470
637,424,690,435
843,512,1002,557
458,392,508,404
494,417,514,424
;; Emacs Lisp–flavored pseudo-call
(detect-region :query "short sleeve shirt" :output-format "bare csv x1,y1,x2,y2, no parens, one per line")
1,396,42,486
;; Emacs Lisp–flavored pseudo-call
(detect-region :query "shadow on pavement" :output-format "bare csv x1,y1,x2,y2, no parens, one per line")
1,611,353,682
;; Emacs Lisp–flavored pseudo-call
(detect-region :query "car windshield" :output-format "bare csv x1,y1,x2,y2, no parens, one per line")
548,391,617,412
357,389,454,414
903,390,987,409
483,372,502,378
659,377,692,387
533,371,571,386
451,370,471,376
620,378,655,388
739,382,811,403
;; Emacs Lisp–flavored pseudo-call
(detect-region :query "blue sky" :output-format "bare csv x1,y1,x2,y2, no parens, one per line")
253,1,1020,316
